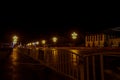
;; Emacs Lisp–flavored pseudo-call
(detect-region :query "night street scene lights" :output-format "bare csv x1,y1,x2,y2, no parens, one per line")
42,40,46,45
12,35,18,47
52,37,57,43
30,41,39,47
35,41,39,45
42,40,46,48
71,32,78,46
71,32,78,40
52,37,58,47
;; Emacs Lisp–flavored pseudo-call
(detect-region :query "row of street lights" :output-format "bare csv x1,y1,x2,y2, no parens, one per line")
27,32,78,47
26,37,55,47
12,32,78,47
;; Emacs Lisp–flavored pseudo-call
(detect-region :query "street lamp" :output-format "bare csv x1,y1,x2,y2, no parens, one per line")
71,32,78,40
32,42,35,46
52,37,58,47
35,41,39,45
12,35,18,47
29,43,32,46
42,40,46,45
42,40,46,48
26,43,32,48
52,37,57,43
13,35,18,40
71,32,78,47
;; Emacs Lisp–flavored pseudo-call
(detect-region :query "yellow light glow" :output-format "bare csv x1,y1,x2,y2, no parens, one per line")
32,42,35,45
13,35,18,40
13,41,17,44
42,40,46,44
52,37,57,43
13,39,17,42
70,50,79,54
52,49,58,63
12,35,18,45
71,32,78,39
29,43,32,46
70,49,79,66
11,48,18,65
36,41,39,45
72,53,77,66
27,43,31,46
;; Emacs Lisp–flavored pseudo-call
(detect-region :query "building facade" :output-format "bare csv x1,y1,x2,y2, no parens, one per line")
109,38,120,47
85,34,106,47
85,33,120,47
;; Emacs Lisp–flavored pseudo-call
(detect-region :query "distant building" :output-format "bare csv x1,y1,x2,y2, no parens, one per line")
109,38,120,47
85,32,120,47
85,33,105,47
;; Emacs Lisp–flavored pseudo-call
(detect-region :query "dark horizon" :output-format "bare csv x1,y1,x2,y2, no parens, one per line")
0,15,120,43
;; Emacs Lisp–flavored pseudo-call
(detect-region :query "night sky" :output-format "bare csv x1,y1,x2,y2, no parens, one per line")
0,9,120,43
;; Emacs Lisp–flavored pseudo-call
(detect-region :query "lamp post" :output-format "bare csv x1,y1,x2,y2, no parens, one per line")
35,41,39,45
42,40,46,61
71,32,78,46
52,37,57,47
42,40,46,48
35,41,39,48
12,35,18,47
42,40,46,45
71,32,78,40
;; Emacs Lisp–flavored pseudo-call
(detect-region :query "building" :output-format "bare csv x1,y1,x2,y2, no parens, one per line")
109,38,120,47
85,33,106,47
85,32,120,47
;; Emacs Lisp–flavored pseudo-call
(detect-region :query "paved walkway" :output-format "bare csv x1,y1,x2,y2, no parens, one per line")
0,48,67,80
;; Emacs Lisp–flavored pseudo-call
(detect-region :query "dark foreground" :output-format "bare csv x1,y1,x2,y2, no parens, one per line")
0,48,67,80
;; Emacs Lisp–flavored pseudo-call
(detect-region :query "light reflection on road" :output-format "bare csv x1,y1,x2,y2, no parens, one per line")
51,48,80,66
9,48,19,80
52,48,58,57
11,48,18,65
51,48,58,65
70,49,79,66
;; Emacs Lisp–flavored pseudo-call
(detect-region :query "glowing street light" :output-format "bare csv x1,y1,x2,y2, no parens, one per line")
35,41,39,45
32,42,35,46
42,40,46,45
71,32,78,40
13,35,18,40
12,35,18,47
12,35,18,43
27,43,32,46
52,37,57,43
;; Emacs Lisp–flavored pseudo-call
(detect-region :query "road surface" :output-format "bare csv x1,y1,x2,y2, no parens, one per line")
0,48,67,80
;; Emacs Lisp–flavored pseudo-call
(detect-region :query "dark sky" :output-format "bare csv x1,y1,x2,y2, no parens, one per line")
0,8,120,43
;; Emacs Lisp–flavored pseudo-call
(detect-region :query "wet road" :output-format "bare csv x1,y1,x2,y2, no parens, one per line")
0,48,67,80
104,55,120,80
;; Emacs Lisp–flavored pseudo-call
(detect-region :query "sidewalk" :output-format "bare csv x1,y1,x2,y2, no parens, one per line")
0,48,67,80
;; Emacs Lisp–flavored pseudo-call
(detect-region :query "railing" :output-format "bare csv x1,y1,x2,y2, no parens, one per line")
18,47,120,80
18,47,84,80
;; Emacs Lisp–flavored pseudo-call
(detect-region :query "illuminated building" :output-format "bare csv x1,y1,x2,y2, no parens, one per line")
85,32,120,47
